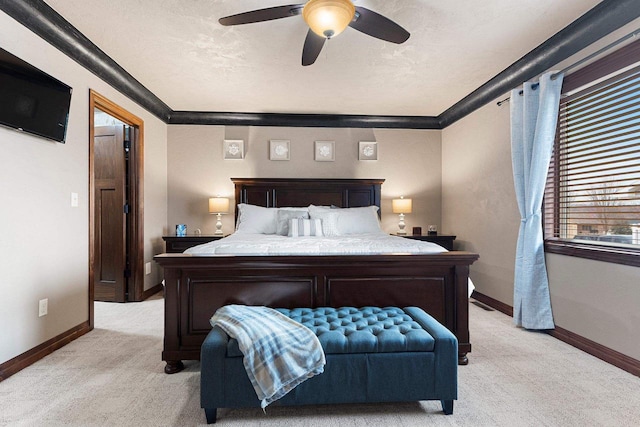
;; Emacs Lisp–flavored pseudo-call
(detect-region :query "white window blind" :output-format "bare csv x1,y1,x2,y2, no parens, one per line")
544,65,640,247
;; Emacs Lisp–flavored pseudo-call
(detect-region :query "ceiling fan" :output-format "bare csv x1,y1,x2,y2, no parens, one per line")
218,0,410,66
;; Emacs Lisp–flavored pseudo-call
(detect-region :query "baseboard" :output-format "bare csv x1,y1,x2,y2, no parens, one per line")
0,321,91,382
471,291,640,377
548,326,640,377
141,283,163,301
471,291,513,317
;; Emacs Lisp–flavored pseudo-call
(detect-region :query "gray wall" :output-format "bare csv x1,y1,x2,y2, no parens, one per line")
441,100,518,305
441,20,640,360
0,11,168,365
167,126,443,236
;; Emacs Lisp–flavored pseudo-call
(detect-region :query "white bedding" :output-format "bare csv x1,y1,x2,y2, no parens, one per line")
184,232,448,256
184,232,476,296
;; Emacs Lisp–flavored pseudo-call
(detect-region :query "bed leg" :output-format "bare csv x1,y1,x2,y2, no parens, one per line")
441,400,453,415
204,408,217,424
164,360,185,374
458,353,468,365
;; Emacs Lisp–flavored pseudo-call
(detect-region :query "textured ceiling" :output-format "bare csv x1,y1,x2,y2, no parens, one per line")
44,0,602,116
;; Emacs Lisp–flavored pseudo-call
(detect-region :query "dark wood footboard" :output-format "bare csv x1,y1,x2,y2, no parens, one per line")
154,251,479,373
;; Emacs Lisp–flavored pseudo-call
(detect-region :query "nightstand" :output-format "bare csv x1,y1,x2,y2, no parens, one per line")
162,235,226,253
398,234,456,250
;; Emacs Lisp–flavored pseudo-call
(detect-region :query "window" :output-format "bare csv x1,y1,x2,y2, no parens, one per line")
544,40,640,267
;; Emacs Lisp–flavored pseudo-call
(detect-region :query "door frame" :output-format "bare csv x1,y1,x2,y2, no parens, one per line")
89,90,144,325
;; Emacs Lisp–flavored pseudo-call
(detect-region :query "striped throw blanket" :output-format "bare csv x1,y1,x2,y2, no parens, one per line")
210,305,326,408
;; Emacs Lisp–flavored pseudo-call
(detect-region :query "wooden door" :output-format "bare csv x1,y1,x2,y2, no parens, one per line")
94,125,127,302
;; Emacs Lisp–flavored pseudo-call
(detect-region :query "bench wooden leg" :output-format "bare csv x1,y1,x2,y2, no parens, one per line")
204,408,217,424
458,353,468,365
441,399,454,415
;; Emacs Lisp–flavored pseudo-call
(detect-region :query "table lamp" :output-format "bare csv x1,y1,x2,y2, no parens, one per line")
209,197,230,235
392,196,412,235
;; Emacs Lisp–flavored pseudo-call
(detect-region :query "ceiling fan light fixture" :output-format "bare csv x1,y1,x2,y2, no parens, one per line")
303,0,355,39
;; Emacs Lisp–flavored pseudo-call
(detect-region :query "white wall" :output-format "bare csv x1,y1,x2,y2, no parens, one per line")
167,126,442,236
0,11,167,365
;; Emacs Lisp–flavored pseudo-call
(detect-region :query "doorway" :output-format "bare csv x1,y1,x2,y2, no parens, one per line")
89,91,144,323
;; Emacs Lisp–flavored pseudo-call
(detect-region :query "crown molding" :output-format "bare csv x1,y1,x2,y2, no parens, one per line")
168,111,440,129
2,0,639,129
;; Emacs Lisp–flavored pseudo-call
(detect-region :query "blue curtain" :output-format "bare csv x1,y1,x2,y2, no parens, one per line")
510,71,563,330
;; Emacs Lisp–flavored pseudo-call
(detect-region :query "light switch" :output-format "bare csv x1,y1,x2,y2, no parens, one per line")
71,192,79,207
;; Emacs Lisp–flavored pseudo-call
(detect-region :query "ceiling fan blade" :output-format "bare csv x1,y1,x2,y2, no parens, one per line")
219,4,304,26
302,29,326,66
349,6,410,44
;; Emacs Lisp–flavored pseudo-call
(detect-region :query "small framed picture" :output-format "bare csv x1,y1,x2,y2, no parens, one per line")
359,141,378,160
223,140,244,159
270,140,290,161
315,141,335,162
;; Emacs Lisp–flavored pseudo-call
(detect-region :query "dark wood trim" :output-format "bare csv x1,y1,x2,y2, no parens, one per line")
549,326,640,377
471,291,640,377
141,283,163,301
168,111,440,129
545,240,640,268
90,90,145,312
3,0,639,129
0,321,91,382
88,93,96,327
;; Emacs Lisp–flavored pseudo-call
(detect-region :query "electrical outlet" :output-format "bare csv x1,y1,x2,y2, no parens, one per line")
39,299,48,317
145,262,152,275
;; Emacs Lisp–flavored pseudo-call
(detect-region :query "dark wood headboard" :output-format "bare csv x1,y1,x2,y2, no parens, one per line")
231,178,384,218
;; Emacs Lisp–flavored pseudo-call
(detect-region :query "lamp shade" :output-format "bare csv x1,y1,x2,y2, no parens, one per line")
208,197,230,214
303,0,355,39
392,197,412,214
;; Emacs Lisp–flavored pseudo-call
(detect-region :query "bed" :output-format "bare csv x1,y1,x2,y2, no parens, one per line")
154,178,479,374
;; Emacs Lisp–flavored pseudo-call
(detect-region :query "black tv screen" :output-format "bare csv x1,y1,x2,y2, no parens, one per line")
0,47,72,143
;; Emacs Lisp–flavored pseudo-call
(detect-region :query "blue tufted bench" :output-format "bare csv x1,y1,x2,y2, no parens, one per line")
200,307,458,423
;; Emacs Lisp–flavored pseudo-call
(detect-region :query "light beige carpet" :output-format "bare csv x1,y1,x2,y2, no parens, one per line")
1,294,639,426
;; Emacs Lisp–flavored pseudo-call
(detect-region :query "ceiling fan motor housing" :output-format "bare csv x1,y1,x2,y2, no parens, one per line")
303,0,356,39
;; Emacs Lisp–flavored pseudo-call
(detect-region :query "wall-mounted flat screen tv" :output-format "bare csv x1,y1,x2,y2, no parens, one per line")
0,47,72,143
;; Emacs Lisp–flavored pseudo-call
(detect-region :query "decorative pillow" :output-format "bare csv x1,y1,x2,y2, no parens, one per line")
276,210,309,236
235,204,278,234
308,205,340,236
288,218,324,237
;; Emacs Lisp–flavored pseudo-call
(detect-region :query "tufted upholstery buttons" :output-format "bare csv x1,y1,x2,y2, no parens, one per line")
273,307,436,354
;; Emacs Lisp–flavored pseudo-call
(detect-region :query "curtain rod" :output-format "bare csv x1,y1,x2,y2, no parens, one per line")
496,27,640,106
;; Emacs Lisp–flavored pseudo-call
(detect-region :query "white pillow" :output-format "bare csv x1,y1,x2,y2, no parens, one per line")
308,205,340,236
310,205,381,235
288,218,324,237
276,210,309,236
334,206,382,235
235,204,278,234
